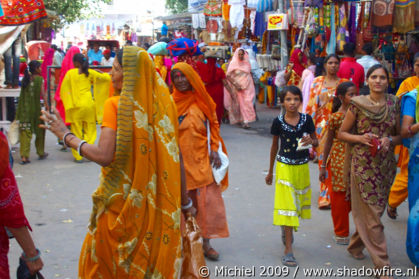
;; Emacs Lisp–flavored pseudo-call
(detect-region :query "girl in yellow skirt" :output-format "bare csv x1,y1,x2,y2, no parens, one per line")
266,85,318,267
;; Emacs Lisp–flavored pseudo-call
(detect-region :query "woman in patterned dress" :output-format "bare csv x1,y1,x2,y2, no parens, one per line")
319,81,356,245
338,65,401,277
306,54,347,209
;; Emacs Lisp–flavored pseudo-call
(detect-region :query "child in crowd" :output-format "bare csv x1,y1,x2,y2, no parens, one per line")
16,60,49,164
265,85,318,267
319,81,356,245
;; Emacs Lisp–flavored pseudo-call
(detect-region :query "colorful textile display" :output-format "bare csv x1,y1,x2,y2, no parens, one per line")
373,0,395,27
0,0,47,25
0,5,4,17
167,38,202,57
393,0,415,33
204,0,222,16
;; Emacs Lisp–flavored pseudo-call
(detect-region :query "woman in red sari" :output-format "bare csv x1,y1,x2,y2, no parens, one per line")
0,132,43,278
197,57,227,124
54,46,80,124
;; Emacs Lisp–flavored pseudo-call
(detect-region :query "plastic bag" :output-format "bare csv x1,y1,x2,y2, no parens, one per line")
212,142,229,184
181,214,207,279
8,120,19,145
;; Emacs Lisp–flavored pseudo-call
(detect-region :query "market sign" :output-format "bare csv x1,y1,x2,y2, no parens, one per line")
267,14,288,31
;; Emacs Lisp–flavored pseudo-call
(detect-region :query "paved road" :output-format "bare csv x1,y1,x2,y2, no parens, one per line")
8,104,415,278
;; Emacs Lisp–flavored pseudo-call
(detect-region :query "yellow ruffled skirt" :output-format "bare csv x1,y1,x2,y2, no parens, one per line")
273,162,311,229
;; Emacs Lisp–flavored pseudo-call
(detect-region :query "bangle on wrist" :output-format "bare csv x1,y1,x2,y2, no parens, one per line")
22,248,41,262
387,136,393,145
62,132,74,148
181,198,193,210
77,140,87,157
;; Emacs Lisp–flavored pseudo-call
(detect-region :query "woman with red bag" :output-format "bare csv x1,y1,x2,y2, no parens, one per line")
338,65,402,277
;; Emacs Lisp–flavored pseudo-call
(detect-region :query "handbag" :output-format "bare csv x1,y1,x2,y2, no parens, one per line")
181,213,207,279
207,121,229,184
17,257,44,279
8,120,19,145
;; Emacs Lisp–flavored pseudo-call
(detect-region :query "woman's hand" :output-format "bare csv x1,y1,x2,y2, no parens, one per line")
358,133,377,147
210,150,221,169
265,172,273,185
379,137,391,153
25,257,43,275
39,109,70,140
319,167,327,182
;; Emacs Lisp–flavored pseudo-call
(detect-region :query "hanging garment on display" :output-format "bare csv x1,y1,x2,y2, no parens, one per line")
0,4,4,17
326,3,336,55
304,0,323,8
222,2,231,21
247,0,258,9
363,2,373,42
0,0,47,25
257,0,274,12
393,0,415,33
229,3,244,30
373,0,395,27
193,13,206,29
204,0,222,16
254,11,266,37
250,10,256,34
356,2,366,54
348,3,357,44
336,3,347,52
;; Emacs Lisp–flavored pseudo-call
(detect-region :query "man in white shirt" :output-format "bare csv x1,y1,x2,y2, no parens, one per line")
357,43,380,82
101,49,114,66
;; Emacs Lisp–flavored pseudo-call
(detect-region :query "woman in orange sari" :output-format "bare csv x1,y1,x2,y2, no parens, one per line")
172,62,229,261
306,54,347,209
41,46,193,278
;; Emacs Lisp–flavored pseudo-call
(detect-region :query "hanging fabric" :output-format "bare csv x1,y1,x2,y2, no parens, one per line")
0,0,47,25
257,0,273,12
393,0,415,33
229,3,244,30
304,0,323,8
348,2,357,44
326,2,336,55
254,11,266,37
356,2,366,54
247,0,258,9
363,2,373,42
222,1,231,21
0,4,4,17
204,0,223,16
373,0,395,27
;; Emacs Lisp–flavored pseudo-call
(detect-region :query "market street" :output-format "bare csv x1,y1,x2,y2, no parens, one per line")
8,104,415,278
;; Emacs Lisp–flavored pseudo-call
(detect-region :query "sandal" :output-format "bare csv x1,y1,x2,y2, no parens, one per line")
281,253,298,267
349,252,366,260
387,205,398,220
333,235,349,245
242,123,250,129
38,153,49,160
203,247,219,261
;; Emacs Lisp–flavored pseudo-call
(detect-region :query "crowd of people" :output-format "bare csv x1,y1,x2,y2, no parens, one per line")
1,39,419,278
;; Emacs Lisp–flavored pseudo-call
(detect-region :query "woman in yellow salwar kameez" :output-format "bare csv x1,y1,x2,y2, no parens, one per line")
41,46,192,278
388,53,419,219
60,53,111,162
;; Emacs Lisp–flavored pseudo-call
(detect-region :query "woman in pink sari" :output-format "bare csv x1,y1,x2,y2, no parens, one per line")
54,46,80,123
41,48,55,92
224,48,256,129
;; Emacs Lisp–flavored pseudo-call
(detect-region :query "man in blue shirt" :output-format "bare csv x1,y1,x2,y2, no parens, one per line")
161,22,168,37
87,43,103,65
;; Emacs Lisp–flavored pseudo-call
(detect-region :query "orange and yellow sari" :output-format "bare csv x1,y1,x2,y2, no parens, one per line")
79,47,182,278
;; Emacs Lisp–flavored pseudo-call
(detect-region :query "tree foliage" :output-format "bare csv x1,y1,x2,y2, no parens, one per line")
165,0,188,14
44,0,112,29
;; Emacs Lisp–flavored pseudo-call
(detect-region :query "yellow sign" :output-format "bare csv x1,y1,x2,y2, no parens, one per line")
267,14,288,30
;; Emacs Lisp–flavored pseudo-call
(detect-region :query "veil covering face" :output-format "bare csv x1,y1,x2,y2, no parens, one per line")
79,46,182,278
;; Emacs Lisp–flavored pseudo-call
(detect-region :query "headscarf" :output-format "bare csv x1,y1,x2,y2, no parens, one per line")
227,48,251,75
289,48,307,77
79,47,182,278
41,48,55,91
172,62,229,190
54,46,80,123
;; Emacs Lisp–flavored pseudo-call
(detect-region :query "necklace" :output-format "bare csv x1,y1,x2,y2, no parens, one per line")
368,95,385,105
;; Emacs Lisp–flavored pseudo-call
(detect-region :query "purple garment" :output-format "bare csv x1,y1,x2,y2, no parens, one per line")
254,11,266,37
347,3,357,44
304,0,323,8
